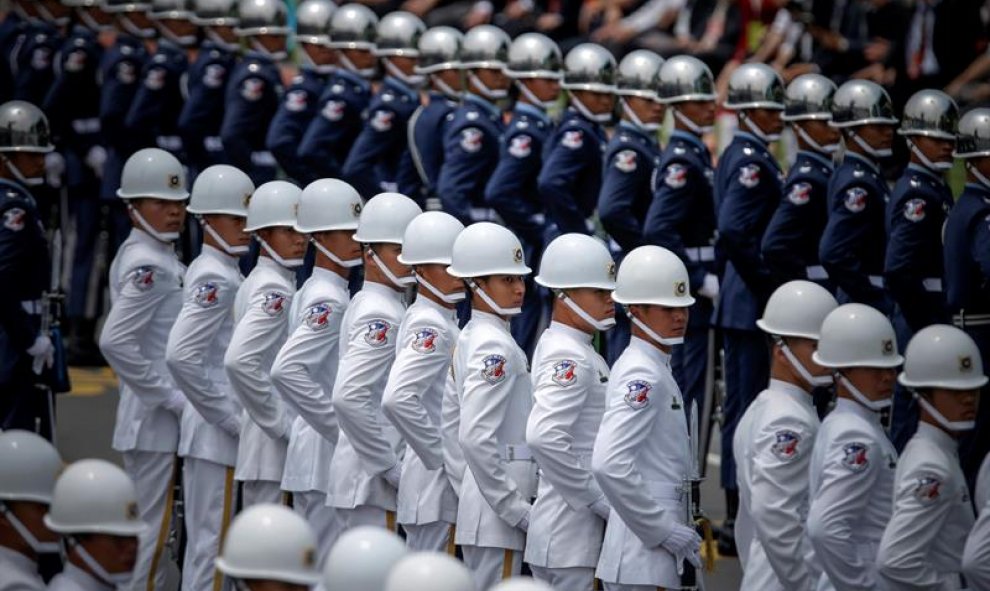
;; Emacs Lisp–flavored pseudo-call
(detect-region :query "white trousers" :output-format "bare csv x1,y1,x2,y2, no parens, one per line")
461,546,522,590
122,450,176,591
404,522,455,553
336,505,399,534
530,565,598,591
292,491,343,566
239,480,284,508
181,458,235,591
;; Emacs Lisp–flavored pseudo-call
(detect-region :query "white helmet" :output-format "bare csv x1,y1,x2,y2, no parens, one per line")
322,526,408,591
612,245,695,308
535,233,616,290
447,222,531,278
899,325,988,391
383,552,475,591
813,303,903,369
489,578,555,591
0,430,62,504
216,504,321,585
352,192,423,244
295,179,364,233
756,280,838,340
44,459,144,536
397,211,464,266
243,180,302,232
187,164,254,217
116,148,189,201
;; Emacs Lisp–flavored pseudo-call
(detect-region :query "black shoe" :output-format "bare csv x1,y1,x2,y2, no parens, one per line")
716,518,737,556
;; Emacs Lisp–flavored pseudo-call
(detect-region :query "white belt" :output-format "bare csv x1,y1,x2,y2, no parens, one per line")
685,246,715,263
470,207,500,223
21,300,43,315
156,135,182,151
251,151,276,167
954,313,990,327
806,265,829,280
608,238,622,254
71,117,100,134
501,444,534,462
204,136,223,152
425,197,443,212
922,278,942,293
869,275,885,288
645,480,684,501
527,213,546,226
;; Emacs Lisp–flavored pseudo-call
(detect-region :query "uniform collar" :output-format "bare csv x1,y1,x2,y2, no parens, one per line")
629,336,671,366
428,90,456,104
311,266,350,291
907,162,945,184
244,50,274,64
157,38,183,55
335,68,371,91
835,396,883,424
414,292,458,320
798,150,834,170
550,320,594,344
383,76,419,102
564,106,602,127
463,93,502,120
514,101,551,125
916,420,958,452
670,129,704,148
255,255,296,281
131,228,176,253
302,65,333,80
735,131,768,148
201,244,240,268
471,309,511,330
768,378,814,406
361,279,404,302
845,151,880,173
63,563,114,591
618,121,659,147
0,545,37,573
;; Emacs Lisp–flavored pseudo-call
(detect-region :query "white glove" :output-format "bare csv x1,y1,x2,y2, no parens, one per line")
699,273,719,301
164,392,187,416
384,464,402,488
516,509,531,532
84,145,107,179
589,497,611,520
44,152,65,188
26,335,54,375
660,523,703,575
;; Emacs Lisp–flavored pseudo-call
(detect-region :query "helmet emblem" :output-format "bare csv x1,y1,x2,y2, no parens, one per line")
293,203,300,217
351,202,362,218
125,501,139,520
242,193,251,208
606,261,616,280
168,174,180,188
960,356,973,372
302,547,316,568
882,339,894,355
513,247,523,264
674,281,687,296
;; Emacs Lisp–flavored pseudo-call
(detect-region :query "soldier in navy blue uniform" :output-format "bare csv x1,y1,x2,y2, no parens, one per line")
178,0,240,179
819,79,899,315
597,50,663,362
944,108,990,488
8,16,62,106
297,3,378,187
762,74,840,290
0,101,55,441
342,11,425,199
642,55,718,422
485,32,561,354
885,89,959,452
435,24,510,225
537,43,614,237
713,63,786,556
403,25,462,204
265,0,335,186
219,0,287,186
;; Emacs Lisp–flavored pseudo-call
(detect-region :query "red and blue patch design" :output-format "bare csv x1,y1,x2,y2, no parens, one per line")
771,429,801,460
623,379,652,410
370,110,395,132
844,187,868,213
241,77,265,101
322,100,346,121
3,207,25,231
481,354,507,384
787,182,812,206
130,266,155,291
903,198,926,222
364,319,391,347
411,327,438,354
738,163,760,188
561,129,584,149
304,302,333,331
262,291,287,316
508,134,532,158
664,163,687,189
460,128,483,153
194,282,220,308
614,149,638,172
913,475,942,505
551,359,577,386
841,442,869,472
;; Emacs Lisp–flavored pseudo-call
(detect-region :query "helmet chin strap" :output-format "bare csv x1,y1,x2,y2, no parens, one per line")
199,217,249,255
205,28,239,52
36,4,69,26
913,391,976,431
66,536,134,585
468,71,507,100
570,93,611,124
672,107,713,135
299,50,336,74
795,124,839,155
128,204,180,242
838,373,892,411
626,309,683,346
907,138,953,172
848,130,892,158
156,22,196,47
337,52,376,78
416,272,466,303
432,74,461,100
311,237,361,268
120,14,156,38
249,37,287,61
1,155,44,186
383,58,425,88
515,80,556,110
256,235,302,268
620,98,661,132
775,337,833,388
368,247,416,288
741,113,780,143
967,161,990,189
0,502,59,554
557,291,615,332
468,279,521,316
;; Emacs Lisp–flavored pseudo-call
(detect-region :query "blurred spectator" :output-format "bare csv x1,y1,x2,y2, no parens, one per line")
668,0,741,74
808,0,906,84
492,0,583,46
590,0,684,55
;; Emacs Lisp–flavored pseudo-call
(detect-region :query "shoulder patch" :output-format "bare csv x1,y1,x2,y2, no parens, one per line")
787,182,812,206
844,187,868,213
664,163,687,188
116,61,137,84
561,129,584,150
771,429,801,460
903,198,926,222
203,63,226,88
551,359,577,386
144,67,166,90
481,353,507,384
614,149,638,172
130,266,155,291
3,207,26,231
459,127,483,153
285,89,308,112
623,379,652,410
370,109,394,132
410,327,439,353
321,99,346,121
241,77,265,102
304,302,333,331
913,474,942,505
194,282,220,308
65,48,86,72
841,442,869,472
738,163,760,188
508,134,532,158
262,291,287,315
31,47,51,71
364,319,391,347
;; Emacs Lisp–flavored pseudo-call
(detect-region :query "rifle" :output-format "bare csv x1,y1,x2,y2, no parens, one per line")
42,228,71,395
682,399,716,589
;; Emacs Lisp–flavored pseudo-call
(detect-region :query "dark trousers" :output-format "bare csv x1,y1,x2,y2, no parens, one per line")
720,328,770,490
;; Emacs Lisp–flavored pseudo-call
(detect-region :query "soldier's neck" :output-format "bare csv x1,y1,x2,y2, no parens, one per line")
631,327,671,354
313,251,349,280
770,363,812,394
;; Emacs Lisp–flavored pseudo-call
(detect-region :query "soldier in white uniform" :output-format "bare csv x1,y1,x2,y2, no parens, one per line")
270,179,364,560
98,148,189,591
524,234,616,591
733,281,838,591
877,325,986,589
0,431,61,591
223,180,307,507
447,222,535,588
591,245,703,591
215,504,321,591
44,460,146,591
806,303,903,591
963,452,990,589
381,211,465,552
329,192,423,531
165,164,254,591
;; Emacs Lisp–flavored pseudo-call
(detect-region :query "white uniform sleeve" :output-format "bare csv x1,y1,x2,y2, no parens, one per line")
222,285,293,440
458,336,532,528
591,374,678,547
382,322,451,470
749,416,817,591
963,502,990,589
99,264,185,413
526,350,606,510
332,309,402,476
441,366,466,495
270,298,343,445
806,434,884,591
877,460,962,589
166,274,241,437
